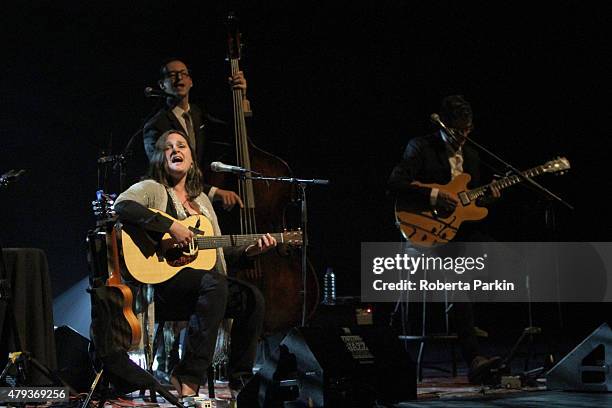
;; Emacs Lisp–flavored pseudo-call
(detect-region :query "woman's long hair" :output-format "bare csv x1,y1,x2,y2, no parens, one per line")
147,129,203,199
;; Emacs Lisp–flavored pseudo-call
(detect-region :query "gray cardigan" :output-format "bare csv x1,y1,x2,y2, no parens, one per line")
115,179,231,275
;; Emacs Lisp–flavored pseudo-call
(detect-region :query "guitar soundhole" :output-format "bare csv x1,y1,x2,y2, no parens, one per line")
165,248,198,267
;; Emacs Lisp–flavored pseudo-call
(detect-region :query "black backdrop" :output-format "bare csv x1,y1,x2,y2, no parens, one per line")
1,1,609,341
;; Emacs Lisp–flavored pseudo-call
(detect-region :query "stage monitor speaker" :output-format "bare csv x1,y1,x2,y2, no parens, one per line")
54,325,96,393
243,325,416,407
547,323,612,392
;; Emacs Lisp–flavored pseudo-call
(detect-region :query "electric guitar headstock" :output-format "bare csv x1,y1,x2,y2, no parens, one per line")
542,157,570,175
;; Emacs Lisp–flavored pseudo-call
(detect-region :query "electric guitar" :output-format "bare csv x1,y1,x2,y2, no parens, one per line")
120,209,303,284
395,157,570,247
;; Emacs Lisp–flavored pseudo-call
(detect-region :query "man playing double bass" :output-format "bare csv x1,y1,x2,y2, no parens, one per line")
143,58,247,210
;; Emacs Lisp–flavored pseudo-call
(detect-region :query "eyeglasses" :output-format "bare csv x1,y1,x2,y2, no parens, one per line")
449,124,474,136
163,70,191,80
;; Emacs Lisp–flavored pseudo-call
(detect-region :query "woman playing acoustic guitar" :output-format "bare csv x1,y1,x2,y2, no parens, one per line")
114,130,276,399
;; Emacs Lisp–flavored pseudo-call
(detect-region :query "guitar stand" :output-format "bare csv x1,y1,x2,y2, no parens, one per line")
81,368,105,408
85,218,184,408
80,367,183,408
78,325,183,408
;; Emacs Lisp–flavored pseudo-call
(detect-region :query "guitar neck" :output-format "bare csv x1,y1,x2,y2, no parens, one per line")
466,164,548,201
196,233,285,250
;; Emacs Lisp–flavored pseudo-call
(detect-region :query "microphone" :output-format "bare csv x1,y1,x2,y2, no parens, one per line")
210,161,252,174
430,113,460,145
144,87,176,99
0,169,26,187
430,113,449,130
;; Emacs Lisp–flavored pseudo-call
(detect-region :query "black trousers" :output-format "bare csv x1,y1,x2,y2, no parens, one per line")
154,268,264,385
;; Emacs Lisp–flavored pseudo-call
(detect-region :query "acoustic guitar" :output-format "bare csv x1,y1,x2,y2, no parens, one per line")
395,157,570,247
105,226,142,351
120,209,303,284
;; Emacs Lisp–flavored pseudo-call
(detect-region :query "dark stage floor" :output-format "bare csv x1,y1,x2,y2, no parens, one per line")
72,378,612,408
39,330,612,407
404,389,612,408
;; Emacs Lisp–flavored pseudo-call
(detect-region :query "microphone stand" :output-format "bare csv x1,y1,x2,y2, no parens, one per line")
435,117,573,380
436,120,573,210
98,98,171,193
239,172,330,326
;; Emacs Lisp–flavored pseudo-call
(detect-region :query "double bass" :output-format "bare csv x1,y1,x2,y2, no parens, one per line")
206,14,319,333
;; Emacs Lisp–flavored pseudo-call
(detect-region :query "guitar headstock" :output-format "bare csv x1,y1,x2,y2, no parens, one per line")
0,169,26,188
92,189,117,221
282,229,304,246
542,157,570,175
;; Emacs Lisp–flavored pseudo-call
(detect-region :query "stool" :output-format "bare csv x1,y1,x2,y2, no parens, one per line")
393,244,460,382
399,334,459,381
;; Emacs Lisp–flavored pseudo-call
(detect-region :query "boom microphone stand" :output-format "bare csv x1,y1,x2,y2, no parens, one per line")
431,114,574,381
99,93,172,193
430,114,573,210
237,171,330,326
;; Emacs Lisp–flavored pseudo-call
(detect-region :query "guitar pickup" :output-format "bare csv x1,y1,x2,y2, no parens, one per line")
458,192,470,205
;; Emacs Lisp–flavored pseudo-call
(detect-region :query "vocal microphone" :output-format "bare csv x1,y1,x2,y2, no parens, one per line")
429,113,447,129
210,161,254,174
430,113,460,145
144,87,176,99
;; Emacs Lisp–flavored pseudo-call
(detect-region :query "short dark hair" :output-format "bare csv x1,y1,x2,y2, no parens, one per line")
439,95,473,127
159,58,190,80
147,129,203,199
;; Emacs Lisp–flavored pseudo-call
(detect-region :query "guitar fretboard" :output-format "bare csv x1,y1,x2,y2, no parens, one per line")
196,233,285,249
466,165,548,202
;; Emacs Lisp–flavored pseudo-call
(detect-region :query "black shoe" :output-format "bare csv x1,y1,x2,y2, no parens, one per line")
468,355,502,384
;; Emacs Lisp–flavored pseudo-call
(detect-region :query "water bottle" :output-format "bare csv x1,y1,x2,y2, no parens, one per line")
323,267,336,305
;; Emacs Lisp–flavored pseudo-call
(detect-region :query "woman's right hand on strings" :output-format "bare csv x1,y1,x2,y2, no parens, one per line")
168,221,194,247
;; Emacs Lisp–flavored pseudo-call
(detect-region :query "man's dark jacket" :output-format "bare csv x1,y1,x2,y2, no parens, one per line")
388,132,481,210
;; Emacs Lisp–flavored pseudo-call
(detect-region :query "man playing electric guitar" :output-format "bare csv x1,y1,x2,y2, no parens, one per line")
387,95,501,384
388,95,500,240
